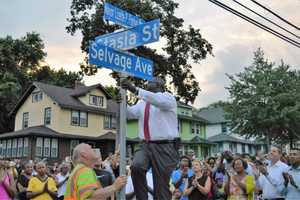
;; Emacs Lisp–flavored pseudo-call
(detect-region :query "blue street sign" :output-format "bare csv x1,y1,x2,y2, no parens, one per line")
104,2,145,28
96,19,160,50
89,42,153,80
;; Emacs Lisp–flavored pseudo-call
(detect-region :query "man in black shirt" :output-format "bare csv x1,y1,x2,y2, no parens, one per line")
94,158,113,186
93,158,114,199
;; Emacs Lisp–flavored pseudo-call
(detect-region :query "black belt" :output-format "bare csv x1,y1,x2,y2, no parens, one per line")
264,198,285,200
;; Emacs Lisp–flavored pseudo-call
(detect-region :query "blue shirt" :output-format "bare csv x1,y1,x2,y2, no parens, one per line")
171,168,194,200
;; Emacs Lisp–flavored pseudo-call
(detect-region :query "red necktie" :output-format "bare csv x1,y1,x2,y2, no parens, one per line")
144,102,151,141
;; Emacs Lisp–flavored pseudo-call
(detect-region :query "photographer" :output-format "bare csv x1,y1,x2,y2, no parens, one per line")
171,156,193,200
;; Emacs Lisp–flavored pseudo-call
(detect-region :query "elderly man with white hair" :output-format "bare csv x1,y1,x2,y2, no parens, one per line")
64,143,126,200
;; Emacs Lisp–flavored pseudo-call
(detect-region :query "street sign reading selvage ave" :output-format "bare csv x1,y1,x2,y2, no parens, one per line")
104,2,145,28
89,42,153,80
96,19,159,50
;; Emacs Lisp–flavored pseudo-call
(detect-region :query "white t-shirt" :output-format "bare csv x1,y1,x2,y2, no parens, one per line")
56,173,69,197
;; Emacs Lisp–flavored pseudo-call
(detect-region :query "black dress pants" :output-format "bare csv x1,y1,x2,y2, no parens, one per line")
131,142,179,200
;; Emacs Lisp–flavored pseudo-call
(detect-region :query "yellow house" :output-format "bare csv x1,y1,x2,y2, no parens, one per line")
0,82,125,161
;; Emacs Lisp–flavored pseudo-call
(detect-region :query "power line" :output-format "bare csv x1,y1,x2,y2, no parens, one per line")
232,0,300,40
208,0,300,48
250,0,300,31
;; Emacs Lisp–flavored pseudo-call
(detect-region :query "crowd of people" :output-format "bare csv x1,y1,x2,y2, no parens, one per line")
0,144,298,200
170,146,300,200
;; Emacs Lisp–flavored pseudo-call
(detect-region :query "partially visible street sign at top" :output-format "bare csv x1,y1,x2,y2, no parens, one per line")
89,42,153,80
104,2,145,28
96,19,160,50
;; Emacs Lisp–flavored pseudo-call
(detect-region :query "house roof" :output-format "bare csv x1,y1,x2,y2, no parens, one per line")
10,82,118,116
197,107,229,124
0,125,138,141
178,113,208,123
207,133,254,144
177,101,194,109
181,135,216,145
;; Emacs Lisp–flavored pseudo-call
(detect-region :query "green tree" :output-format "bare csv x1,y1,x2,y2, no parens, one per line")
226,48,300,146
30,66,82,88
0,33,82,133
66,0,213,103
104,85,119,98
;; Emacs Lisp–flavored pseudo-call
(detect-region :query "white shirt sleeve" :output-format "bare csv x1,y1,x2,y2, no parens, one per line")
127,102,142,119
137,88,176,111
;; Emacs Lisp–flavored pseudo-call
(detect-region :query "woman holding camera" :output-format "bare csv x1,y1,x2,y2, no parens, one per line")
183,160,212,200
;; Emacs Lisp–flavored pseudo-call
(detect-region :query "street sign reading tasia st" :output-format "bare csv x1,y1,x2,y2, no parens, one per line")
95,19,160,50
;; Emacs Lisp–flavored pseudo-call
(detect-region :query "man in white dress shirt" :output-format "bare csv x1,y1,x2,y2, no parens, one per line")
257,145,289,200
121,77,180,200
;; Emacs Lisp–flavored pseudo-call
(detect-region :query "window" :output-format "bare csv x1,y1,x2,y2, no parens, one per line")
178,120,182,133
71,111,88,127
229,143,237,153
80,112,88,127
2,140,6,157
71,111,79,126
242,144,245,153
218,143,223,152
44,107,51,125
23,138,29,156
22,112,29,129
51,138,58,158
191,122,201,135
104,115,116,129
36,137,43,157
6,140,12,157
32,91,43,102
89,95,104,107
12,139,17,157
17,138,23,157
44,138,50,157
221,123,227,134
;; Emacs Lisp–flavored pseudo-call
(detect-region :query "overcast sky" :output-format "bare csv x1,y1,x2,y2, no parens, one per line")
1,0,299,108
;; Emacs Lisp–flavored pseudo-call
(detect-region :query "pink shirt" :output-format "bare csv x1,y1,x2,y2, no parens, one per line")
0,174,11,200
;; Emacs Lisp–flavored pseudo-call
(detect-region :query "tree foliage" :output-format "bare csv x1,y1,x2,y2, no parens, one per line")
226,48,300,145
66,0,213,103
0,33,82,133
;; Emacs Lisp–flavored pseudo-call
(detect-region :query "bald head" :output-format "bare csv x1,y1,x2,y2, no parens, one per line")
146,76,165,93
72,143,99,168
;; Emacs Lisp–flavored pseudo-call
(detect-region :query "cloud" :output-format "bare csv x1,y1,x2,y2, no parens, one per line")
1,0,299,109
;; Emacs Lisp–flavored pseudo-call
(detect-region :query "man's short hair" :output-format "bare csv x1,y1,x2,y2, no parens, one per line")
271,145,282,154
150,77,165,86
180,155,192,167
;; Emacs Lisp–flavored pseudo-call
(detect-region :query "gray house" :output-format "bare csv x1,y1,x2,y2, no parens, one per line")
198,107,267,155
